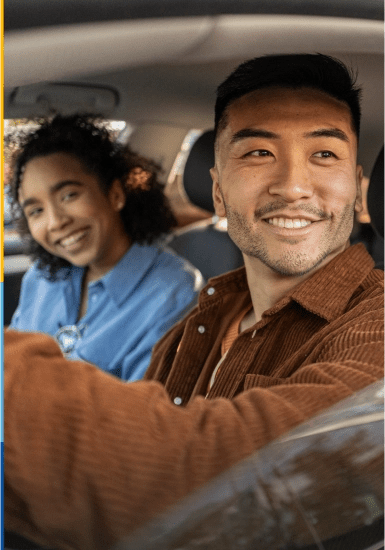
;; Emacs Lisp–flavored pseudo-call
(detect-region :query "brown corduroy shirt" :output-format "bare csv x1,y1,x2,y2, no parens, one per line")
4,244,384,550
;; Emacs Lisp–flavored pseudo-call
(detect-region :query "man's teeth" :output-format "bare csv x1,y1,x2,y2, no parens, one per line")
60,230,87,247
267,218,312,228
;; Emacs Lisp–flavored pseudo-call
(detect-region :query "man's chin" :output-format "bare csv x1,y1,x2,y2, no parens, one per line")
259,252,328,277
269,263,320,277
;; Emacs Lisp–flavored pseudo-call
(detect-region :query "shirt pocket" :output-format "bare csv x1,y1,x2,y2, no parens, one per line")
244,373,288,391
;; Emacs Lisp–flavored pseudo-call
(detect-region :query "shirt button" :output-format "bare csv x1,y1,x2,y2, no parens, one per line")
174,397,183,405
207,287,215,296
198,325,206,334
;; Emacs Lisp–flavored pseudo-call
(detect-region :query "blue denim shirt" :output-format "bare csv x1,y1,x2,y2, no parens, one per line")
10,243,203,380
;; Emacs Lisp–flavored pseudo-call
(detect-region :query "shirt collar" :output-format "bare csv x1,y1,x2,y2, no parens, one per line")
289,243,375,321
97,243,160,307
200,244,374,322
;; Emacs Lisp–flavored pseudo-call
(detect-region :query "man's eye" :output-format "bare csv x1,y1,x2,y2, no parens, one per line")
249,150,272,157
313,151,336,158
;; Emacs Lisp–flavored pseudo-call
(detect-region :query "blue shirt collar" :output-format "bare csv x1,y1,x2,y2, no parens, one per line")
98,243,160,307
35,244,161,308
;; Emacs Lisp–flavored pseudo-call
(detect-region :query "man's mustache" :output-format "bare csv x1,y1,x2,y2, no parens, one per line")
254,201,331,220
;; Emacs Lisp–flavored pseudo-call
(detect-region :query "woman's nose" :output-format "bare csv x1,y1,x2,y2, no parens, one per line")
46,204,71,231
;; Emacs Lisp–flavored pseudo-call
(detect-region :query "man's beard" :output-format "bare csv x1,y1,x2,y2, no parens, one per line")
223,201,355,277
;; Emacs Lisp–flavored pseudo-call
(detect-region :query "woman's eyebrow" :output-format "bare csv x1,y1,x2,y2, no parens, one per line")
20,196,38,210
20,180,82,210
230,128,280,144
50,180,83,192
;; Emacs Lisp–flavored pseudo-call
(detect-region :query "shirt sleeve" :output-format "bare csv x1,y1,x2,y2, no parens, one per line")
4,309,383,550
7,267,34,329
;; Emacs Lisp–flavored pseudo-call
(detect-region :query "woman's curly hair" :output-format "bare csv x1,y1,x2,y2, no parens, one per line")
7,114,177,277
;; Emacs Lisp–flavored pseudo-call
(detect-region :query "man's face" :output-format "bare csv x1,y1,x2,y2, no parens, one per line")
211,87,363,277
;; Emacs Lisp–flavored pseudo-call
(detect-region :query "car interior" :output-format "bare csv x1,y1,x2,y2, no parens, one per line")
115,380,384,550
3,0,384,548
4,3,384,320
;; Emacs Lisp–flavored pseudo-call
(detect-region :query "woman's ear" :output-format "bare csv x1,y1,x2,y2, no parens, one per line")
109,179,126,211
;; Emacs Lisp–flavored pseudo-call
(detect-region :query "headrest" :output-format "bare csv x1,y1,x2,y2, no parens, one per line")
367,146,384,239
183,130,215,213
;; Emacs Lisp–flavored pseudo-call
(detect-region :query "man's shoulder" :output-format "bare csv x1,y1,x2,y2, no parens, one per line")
202,265,248,294
349,267,384,310
325,266,383,343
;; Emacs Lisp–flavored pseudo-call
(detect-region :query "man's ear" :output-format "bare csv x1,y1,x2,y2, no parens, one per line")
354,165,364,213
109,179,126,211
210,166,226,217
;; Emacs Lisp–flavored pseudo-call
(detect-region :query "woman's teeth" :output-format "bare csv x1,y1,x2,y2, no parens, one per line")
267,218,312,228
60,230,87,247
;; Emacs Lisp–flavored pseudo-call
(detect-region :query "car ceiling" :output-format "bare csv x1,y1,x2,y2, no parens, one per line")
5,0,383,30
4,2,384,180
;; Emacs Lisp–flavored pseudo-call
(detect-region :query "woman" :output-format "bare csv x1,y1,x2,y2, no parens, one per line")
7,114,203,380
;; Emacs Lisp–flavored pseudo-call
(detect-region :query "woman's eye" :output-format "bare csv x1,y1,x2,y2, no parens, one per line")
26,207,43,218
62,191,78,201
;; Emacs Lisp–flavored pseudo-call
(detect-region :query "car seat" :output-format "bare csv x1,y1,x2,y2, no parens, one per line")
165,130,244,281
366,146,384,269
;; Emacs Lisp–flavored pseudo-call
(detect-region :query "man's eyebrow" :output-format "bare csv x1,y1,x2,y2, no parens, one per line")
20,180,82,210
303,128,350,142
230,128,280,144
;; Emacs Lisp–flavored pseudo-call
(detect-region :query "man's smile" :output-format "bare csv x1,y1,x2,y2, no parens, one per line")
258,208,327,232
259,214,323,239
265,217,313,228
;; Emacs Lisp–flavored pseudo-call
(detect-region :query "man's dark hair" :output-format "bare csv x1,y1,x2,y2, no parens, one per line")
215,53,362,141
7,114,176,277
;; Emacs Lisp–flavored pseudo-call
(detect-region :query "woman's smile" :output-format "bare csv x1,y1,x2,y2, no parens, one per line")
20,152,131,279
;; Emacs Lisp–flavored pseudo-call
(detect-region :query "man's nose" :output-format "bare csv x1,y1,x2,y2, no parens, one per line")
268,158,313,202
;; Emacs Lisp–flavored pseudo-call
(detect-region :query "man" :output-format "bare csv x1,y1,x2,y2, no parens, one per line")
4,54,383,550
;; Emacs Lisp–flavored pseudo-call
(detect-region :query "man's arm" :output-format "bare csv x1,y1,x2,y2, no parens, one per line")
4,322,383,550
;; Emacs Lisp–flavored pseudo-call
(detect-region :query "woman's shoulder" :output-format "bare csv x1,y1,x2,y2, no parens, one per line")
22,261,74,286
114,242,204,294
153,244,205,290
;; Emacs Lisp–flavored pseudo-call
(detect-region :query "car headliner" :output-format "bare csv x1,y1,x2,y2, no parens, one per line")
4,1,384,180
5,0,384,30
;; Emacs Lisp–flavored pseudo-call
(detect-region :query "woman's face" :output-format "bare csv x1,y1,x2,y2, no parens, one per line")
19,152,131,279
